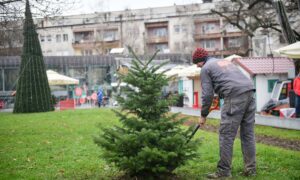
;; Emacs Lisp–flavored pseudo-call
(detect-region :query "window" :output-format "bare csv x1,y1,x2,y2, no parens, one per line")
47,35,52,42
225,23,239,32
56,34,61,42
268,79,278,93
174,25,180,33
88,67,107,86
68,67,86,84
279,83,288,100
200,40,216,49
74,31,94,42
151,28,167,37
228,37,241,48
202,23,215,33
181,24,187,32
103,30,118,41
63,34,68,42
0,69,3,91
4,69,18,91
81,49,93,56
40,35,45,42
174,42,180,51
153,43,168,51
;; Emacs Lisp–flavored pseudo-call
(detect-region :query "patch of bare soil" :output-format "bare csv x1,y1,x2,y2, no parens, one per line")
183,119,300,151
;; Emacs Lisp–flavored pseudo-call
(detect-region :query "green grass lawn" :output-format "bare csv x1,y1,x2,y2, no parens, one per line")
1,109,300,179
184,116,300,141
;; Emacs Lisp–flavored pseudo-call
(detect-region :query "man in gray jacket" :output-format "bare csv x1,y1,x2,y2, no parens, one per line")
192,48,256,178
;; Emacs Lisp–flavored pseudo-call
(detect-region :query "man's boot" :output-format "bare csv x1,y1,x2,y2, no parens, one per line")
207,170,232,179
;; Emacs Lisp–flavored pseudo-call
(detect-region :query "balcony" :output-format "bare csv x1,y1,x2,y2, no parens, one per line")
145,22,168,28
146,36,168,44
194,32,221,40
194,18,219,24
103,36,120,42
223,31,247,38
208,47,248,56
72,41,96,49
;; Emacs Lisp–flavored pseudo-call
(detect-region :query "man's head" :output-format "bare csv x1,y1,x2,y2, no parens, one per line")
192,47,208,67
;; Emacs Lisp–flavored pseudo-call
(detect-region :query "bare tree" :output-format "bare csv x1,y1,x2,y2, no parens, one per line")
211,0,300,40
212,0,300,72
0,0,79,56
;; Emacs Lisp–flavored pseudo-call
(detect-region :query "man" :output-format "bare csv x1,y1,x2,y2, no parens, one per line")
192,48,256,178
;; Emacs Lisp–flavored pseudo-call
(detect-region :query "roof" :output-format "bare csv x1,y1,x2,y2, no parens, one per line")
0,55,116,68
232,57,294,75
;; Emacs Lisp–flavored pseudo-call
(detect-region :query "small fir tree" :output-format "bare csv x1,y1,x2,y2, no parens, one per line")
94,47,200,179
14,0,53,113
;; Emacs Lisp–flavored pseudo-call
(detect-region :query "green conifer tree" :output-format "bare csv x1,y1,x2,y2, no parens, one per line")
13,0,53,113
94,47,200,179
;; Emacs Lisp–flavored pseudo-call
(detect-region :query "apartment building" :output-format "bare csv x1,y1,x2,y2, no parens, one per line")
33,1,250,57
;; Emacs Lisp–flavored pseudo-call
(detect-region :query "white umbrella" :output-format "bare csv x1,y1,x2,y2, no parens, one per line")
178,65,201,77
273,41,300,59
164,65,186,77
46,70,79,85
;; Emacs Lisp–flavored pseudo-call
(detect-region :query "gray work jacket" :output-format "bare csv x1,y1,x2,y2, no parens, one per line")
200,57,255,117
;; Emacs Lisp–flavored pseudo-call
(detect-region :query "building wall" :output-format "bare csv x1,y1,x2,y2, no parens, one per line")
34,2,250,56
168,17,194,54
122,19,146,54
37,27,74,56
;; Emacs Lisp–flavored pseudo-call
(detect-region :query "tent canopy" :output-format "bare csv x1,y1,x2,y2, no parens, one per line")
178,64,201,77
164,65,186,77
273,41,300,59
46,70,79,85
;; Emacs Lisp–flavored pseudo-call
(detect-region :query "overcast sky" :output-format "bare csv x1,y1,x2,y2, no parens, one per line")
65,0,203,15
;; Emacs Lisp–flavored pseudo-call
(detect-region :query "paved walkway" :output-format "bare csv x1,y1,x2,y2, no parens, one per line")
2,106,299,130
171,107,300,130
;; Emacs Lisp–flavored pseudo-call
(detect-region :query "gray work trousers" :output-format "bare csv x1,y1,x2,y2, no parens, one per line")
218,90,256,174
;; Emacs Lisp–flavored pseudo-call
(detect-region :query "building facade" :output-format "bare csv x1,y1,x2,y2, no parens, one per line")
33,2,249,57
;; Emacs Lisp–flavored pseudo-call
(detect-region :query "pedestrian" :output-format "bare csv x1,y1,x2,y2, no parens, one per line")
192,47,256,178
293,73,300,117
97,88,103,107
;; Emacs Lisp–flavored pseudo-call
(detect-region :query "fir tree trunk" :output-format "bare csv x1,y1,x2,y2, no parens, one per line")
13,0,52,113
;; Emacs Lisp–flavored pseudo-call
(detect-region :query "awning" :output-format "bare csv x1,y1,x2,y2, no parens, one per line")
111,82,127,87
110,48,125,54
273,41,300,59
47,70,79,85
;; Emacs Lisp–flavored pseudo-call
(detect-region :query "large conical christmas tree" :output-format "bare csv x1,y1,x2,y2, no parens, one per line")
13,0,52,113
94,47,200,179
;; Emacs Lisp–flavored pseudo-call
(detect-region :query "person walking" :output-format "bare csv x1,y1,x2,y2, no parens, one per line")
293,73,300,117
97,88,103,107
192,48,256,178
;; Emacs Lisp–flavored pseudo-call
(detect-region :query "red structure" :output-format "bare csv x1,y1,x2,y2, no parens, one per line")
59,99,75,110
193,92,199,108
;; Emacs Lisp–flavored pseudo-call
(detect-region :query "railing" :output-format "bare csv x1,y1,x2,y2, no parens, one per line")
146,36,168,44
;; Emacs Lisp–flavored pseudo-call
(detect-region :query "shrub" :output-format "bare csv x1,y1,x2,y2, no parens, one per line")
94,47,200,179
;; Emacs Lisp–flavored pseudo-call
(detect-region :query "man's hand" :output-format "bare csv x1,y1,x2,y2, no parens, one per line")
199,116,206,126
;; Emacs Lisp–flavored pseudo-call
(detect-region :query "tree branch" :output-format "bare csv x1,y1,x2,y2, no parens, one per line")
0,0,22,6
248,0,272,10
211,9,254,37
